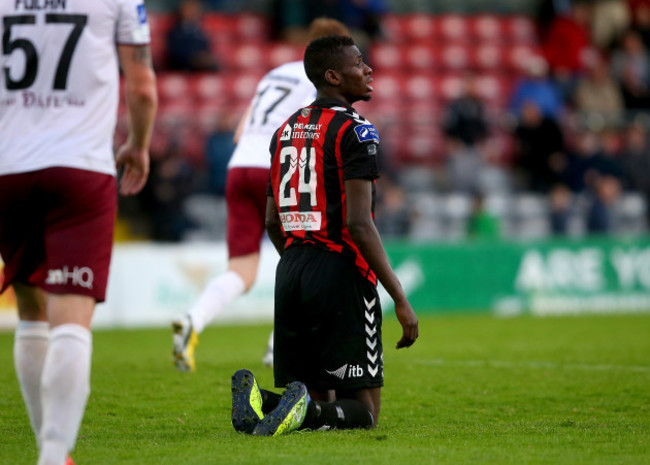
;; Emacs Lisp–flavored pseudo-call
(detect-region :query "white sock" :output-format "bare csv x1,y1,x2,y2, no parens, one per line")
189,270,246,333
14,321,50,444
38,324,92,465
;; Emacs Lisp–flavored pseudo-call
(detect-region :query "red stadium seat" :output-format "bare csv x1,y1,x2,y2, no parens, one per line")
403,42,437,71
380,14,408,42
403,14,437,41
157,73,191,103
231,13,269,42
468,14,505,43
369,43,403,70
438,73,464,102
439,44,471,71
503,15,538,45
267,43,303,69
505,44,542,73
404,73,437,101
231,42,268,71
370,72,404,102
226,72,265,104
437,14,470,43
188,74,231,105
471,44,506,71
400,127,445,166
474,73,511,108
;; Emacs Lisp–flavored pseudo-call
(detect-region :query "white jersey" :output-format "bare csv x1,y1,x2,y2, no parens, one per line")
0,0,151,176
228,60,316,169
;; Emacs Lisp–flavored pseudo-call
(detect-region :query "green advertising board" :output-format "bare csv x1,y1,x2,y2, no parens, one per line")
383,236,650,316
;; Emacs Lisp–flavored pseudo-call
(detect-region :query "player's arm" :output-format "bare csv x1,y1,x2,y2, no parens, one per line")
345,178,419,348
115,44,158,195
265,196,285,256
233,105,252,144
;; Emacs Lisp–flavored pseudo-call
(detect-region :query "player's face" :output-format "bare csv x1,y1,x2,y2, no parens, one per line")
337,45,373,103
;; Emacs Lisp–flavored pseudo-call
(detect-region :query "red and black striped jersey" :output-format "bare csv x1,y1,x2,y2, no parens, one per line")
268,98,380,284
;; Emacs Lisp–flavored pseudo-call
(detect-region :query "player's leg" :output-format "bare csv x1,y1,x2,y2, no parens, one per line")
174,167,269,371
38,294,94,465
1,172,51,446
13,283,49,444
256,248,380,435
35,168,115,465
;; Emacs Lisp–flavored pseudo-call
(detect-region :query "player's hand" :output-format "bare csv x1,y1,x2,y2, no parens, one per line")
394,300,418,349
115,141,150,196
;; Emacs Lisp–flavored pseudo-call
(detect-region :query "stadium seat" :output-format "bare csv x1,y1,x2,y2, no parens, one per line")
369,71,404,102
474,73,511,107
472,44,506,71
439,44,471,71
267,43,303,69
404,43,438,70
403,14,437,41
438,73,464,103
369,43,404,70
157,73,191,103
503,15,538,45
404,73,438,101
230,13,269,42
437,14,470,43
505,44,541,73
468,14,505,43
190,74,229,104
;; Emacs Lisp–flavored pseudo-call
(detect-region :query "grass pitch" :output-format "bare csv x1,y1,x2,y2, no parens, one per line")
1,313,649,465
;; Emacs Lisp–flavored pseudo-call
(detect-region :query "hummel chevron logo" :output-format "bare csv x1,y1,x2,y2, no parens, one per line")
365,310,375,324
368,365,379,377
367,351,378,364
363,297,376,310
366,338,377,350
365,325,377,337
326,364,348,380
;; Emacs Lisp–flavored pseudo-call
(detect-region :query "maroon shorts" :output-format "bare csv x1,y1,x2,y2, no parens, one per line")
225,167,269,258
0,167,116,302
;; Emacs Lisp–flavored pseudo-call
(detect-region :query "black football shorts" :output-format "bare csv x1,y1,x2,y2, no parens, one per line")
273,245,384,391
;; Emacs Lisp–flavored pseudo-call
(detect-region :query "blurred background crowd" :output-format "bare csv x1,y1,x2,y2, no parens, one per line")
115,0,650,243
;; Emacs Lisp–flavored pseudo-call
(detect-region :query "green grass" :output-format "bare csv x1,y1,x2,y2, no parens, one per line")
1,313,649,465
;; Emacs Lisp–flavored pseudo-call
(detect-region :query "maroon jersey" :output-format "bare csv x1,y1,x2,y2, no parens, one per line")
268,98,380,284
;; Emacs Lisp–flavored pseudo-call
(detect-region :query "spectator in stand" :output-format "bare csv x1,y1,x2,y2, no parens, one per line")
574,53,625,126
541,1,595,104
592,128,626,182
166,0,219,72
549,184,574,235
610,29,650,111
586,174,622,233
466,191,501,240
443,72,490,194
590,0,630,50
620,122,650,224
536,0,573,41
513,100,566,193
374,179,412,239
564,128,600,193
509,55,564,121
141,141,198,242
630,1,650,48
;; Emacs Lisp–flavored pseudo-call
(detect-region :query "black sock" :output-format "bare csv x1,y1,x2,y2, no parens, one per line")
300,399,373,430
261,389,281,414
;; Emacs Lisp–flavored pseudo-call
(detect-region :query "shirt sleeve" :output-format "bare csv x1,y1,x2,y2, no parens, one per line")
116,1,151,45
340,121,380,181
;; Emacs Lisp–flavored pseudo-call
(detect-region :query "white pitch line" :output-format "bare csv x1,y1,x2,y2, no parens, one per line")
413,358,650,373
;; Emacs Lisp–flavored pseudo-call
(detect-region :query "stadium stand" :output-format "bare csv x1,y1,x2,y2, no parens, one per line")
117,3,648,242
